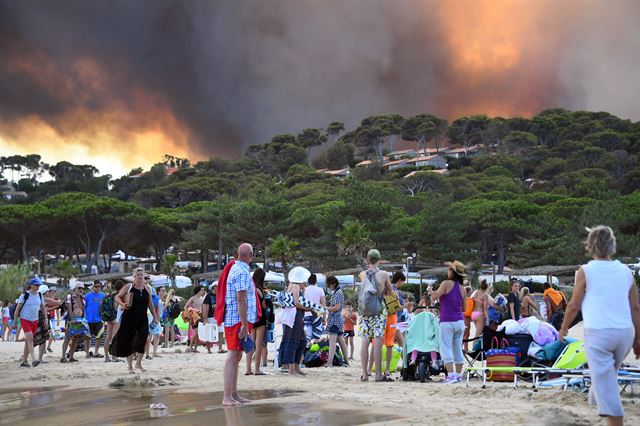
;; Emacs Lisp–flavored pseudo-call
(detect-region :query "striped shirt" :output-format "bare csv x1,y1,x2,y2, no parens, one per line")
224,260,257,326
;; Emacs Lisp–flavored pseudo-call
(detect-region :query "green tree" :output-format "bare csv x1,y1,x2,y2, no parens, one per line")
336,219,373,269
267,235,300,286
401,114,448,156
296,128,327,156
353,114,404,161
162,254,179,289
0,263,31,301
327,122,345,145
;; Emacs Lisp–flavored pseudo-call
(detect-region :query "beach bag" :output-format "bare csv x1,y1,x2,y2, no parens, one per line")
197,322,219,343
99,293,117,322
486,337,516,382
358,270,382,316
33,310,49,347
67,319,89,337
168,300,181,319
265,322,275,343
384,292,401,313
303,351,325,368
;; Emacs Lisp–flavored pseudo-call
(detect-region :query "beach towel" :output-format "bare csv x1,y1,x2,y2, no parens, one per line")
271,291,326,313
544,288,564,307
277,307,297,328
498,319,526,335
519,316,559,346
214,260,235,325
404,312,439,354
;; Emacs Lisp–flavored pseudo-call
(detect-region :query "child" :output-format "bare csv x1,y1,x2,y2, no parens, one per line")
342,302,357,360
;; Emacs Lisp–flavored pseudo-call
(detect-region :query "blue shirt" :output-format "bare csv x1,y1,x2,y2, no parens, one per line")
84,292,105,323
224,260,257,327
152,293,160,309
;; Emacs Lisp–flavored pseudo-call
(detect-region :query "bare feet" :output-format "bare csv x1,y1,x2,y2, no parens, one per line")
222,398,241,406
128,368,135,374
232,393,252,404
135,364,146,372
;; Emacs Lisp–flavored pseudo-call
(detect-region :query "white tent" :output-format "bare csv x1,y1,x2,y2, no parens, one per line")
126,274,192,289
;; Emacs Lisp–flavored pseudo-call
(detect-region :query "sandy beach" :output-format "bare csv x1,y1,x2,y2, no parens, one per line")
1,323,638,426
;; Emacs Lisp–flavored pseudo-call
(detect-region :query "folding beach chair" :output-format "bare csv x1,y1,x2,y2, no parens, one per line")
463,334,484,374
463,327,503,378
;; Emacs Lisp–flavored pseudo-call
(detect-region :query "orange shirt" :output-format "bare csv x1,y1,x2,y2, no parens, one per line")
343,311,357,331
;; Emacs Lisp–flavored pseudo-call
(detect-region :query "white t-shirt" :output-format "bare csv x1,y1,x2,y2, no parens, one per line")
2,306,9,318
17,292,44,321
304,285,325,317
582,260,634,330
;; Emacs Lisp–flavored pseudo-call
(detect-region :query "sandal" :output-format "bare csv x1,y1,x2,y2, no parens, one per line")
217,349,228,354
60,358,68,364
32,361,40,367
69,358,78,363
375,376,394,382
20,361,30,368
360,375,368,382
47,348,53,353
94,354,104,358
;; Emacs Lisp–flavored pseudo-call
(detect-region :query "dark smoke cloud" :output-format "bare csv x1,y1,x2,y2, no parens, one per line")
0,0,638,161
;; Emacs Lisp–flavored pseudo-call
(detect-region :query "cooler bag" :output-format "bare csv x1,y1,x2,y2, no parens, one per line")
485,337,516,382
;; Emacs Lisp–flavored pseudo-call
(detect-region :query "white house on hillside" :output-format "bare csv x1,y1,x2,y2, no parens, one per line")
385,154,447,171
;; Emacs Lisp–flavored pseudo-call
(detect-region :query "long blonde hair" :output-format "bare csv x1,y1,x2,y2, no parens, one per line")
164,288,175,303
519,287,529,300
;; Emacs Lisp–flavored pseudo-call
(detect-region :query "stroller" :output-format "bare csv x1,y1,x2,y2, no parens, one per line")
401,312,447,383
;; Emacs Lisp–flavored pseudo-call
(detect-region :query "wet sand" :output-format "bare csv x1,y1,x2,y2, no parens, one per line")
0,323,638,425
0,387,401,425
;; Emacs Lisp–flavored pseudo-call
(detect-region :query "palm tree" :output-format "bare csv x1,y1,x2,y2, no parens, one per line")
336,219,373,270
162,254,178,289
49,260,78,289
267,235,300,288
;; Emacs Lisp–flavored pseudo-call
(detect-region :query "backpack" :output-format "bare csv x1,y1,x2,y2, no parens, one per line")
100,293,117,322
358,269,383,316
168,300,181,319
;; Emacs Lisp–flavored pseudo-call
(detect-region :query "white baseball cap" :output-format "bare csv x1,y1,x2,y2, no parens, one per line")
38,284,50,294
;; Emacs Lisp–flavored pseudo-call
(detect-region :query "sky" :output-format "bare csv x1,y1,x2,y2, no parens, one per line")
1,0,639,178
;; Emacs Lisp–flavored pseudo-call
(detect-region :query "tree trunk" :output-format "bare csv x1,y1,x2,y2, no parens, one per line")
95,228,107,272
21,234,28,263
496,240,506,274
217,233,223,272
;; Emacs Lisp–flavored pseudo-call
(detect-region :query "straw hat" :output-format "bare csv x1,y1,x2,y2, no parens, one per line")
444,260,467,277
288,266,311,284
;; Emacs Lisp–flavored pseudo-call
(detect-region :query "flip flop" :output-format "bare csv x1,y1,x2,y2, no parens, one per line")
217,349,228,354
245,372,254,375
254,372,268,376
375,376,394,382
94,354,104,358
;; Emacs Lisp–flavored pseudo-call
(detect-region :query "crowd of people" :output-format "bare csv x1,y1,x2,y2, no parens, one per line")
1,226,639,425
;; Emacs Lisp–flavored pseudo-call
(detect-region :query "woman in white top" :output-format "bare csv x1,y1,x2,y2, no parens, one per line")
560,226,640,426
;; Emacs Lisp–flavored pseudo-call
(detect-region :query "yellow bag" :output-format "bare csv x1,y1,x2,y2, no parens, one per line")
384,293,401,313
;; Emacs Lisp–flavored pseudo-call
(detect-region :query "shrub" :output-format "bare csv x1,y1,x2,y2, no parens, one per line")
0,264,31,302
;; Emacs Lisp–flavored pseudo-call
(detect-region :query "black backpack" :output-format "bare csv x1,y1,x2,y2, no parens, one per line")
168,300,181,319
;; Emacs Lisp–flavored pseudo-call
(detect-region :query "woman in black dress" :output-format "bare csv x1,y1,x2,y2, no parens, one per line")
110,268,159,374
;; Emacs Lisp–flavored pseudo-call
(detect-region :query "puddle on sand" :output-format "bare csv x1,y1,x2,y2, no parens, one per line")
0,387,402,425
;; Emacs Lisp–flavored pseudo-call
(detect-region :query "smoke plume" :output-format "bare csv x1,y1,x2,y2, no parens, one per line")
0,0,638,176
